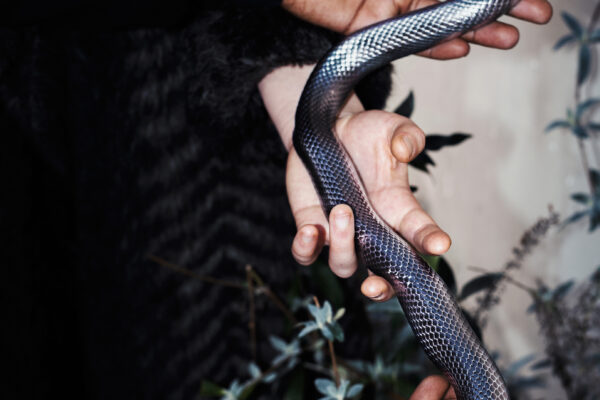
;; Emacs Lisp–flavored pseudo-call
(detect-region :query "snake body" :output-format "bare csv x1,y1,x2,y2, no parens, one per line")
293,1,518,399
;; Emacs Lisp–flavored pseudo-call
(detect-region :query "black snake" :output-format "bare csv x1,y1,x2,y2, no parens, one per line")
293,1,521,398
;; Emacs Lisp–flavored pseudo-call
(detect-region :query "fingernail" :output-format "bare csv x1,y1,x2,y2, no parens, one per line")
335,212,350,230
369,292,385,301
301,229,314,244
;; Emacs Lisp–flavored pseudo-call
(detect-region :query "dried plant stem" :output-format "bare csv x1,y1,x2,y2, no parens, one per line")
148,255,297,325
147,254,246,289
313,296,340,386
246,265,258,361
249,269,297,325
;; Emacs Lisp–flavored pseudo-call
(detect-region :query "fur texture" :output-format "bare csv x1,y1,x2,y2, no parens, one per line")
0,6,391,399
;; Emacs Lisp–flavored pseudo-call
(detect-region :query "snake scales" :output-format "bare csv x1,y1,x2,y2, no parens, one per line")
293,1,521,398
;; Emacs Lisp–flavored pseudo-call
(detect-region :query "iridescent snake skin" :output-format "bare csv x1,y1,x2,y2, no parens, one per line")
293,1,520,399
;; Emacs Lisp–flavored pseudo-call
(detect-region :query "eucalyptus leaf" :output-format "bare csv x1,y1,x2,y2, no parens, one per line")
561,11,583,37
552,280,574,300
590,169,600,189
315,378,335,396
248,363,261,379
347,383,364,398
545,120,570,132
459,273,503,300
425,133,472,150
530,358,552,370
592,28,600,42
269,336,288,352
394,91,414,118
409,151,435,173
562,209,590,227
588,122,600,131
321,325,334,341
576,98,600,118
298,322,318,338
263,372,278,384
571,192,590,204
330,322,345,342
572,125,588,138
578,45,591,86
506,354,536,376
553,33,577,50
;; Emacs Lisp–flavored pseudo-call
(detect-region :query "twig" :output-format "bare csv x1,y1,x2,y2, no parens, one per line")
246,264,257,361
313,296,340,386
147,254,246,289
249,269,297,325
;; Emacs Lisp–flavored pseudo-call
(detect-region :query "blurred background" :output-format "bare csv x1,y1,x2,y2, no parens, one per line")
387,0,600,397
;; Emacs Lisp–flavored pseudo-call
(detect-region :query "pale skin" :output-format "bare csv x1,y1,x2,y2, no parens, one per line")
259,0,551,396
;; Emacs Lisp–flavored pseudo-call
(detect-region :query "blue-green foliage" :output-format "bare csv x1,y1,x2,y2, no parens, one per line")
314,378,363,400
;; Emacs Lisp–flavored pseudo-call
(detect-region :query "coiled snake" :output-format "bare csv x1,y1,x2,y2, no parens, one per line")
293,1,520,398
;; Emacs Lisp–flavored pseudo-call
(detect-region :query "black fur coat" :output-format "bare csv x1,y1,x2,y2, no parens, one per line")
0,5,391,399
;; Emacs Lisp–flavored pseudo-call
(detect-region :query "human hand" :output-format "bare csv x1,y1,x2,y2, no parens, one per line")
283,0,552,58
286,94,451,302
409,376,457,399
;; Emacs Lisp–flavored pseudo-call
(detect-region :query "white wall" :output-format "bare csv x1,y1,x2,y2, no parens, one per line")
386,0,599,397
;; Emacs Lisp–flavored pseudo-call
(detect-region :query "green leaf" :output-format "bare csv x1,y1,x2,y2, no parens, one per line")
561,209,590,227
322,301,333,322
315,378,335,396
199,380,226,397
588,210,600,231
347,383,364,398
591,28,600,42
554,33,577,50
459,273,503,300
590,169,600,190
269,336,289,352
572,125,588,138
329,322,345,342
424,133,472,151
571,192,590,204
248,363,261,379
409,151,435,173
298,322,318,338
334,308,345,321
530,358,552,370
545,120,570,132
588,122,600,131
394,91,414,118
552,280,574,300
578,45,591,86
506,354,536,376
561,12,583,37
320,325,334,341
576,98,600,118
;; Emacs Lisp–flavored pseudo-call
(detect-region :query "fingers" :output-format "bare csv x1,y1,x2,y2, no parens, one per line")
409,375,456,400
361,272,395,301
395,205,452,255
410,0,551,60
328,204,358,278
461,21,519,49
288,149,328,265
292,222,325,265
391,119,426,163
509,0,553,24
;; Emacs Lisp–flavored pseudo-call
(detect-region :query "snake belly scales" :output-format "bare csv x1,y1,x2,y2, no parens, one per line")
293,1,521,399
